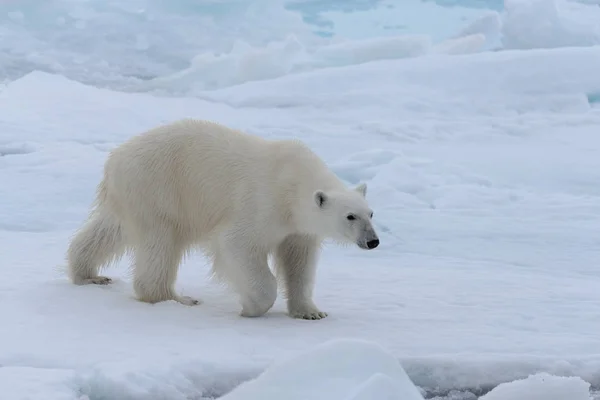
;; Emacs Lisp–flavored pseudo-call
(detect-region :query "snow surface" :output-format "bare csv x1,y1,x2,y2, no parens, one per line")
2,45,600,399
2,0,600,399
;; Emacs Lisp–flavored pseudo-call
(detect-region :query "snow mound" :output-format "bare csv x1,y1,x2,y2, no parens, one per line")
138,32,490,93
480,372,592,400
221,338,425,400
502,0,600,49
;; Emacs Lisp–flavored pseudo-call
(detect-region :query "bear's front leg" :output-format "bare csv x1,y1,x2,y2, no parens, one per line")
274,234,328,320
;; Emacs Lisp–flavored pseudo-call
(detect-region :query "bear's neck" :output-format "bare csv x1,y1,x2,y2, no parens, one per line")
288,175,345,237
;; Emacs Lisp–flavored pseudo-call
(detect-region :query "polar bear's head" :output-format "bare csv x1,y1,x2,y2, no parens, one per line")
313,183,379,250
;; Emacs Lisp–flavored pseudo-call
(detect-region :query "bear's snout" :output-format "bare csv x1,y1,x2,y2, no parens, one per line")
357,228,379,250
366,238,379,249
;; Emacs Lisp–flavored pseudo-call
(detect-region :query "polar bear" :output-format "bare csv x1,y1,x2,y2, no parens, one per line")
66,119,379,320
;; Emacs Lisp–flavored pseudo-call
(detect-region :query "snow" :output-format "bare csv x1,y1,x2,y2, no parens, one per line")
480,373,592,400
221,339,425,400
0,367,77,400
141,33,469,93
3,46,600,399
2,0,600,399
224,341,596,400
502,0,600,50
2,0,599,91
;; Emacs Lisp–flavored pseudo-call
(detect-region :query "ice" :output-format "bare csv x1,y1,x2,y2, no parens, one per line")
142,34,437,93
453,11,502,50
0,0,318,89
138,35,308,93
2,0,599,92
502,0,600,49
316,0,493,43
480,373,592,400
431,33,488,55
221,339,425,400
311,34,433,66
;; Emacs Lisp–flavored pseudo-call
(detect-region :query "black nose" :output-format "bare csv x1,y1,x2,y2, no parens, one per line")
366,239,379,249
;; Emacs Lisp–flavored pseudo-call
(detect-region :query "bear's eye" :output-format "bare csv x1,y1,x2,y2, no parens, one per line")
369,212,373,219
346,214,356,221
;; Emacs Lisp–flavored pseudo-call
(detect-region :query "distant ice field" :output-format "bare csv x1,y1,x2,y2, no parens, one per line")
1,0,599,92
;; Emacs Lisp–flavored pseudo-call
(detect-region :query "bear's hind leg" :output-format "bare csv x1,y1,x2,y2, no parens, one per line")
215,234,277,317
274,234,327,320
132,224,199,306
67,208,126,286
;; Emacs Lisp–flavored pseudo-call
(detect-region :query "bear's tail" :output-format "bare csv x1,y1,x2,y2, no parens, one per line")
66,178,127,284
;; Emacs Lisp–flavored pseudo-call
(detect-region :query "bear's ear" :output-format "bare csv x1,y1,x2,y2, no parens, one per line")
314,190,328,208
355,183,367,197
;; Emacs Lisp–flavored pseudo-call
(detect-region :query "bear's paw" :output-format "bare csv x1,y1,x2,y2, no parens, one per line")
290,306,328,320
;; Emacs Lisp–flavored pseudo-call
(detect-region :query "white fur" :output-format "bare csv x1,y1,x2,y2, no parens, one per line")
66,119,379,319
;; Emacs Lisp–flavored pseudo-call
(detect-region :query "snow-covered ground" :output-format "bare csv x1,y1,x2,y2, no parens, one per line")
2,0,600,399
